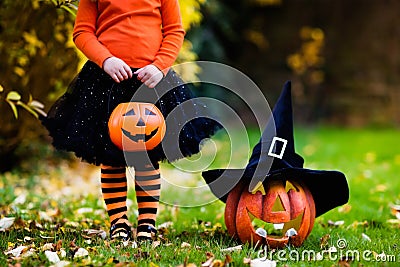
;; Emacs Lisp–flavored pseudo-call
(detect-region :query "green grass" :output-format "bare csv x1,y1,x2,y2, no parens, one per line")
1,127,400,266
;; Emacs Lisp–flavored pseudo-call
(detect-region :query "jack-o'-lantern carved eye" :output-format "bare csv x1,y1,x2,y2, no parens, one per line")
145,108,156,115
123,109,136,116
251,181,266,195
108,102,166,152
285,181,298,192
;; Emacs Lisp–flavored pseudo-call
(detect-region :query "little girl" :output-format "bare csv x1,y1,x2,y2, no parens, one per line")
42,0,220,242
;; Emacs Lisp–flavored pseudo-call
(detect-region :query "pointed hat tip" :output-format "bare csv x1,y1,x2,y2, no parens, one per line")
282,80,292,95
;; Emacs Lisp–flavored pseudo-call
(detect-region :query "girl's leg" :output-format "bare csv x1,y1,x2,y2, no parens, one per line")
100,164,131,240
134,163,161,241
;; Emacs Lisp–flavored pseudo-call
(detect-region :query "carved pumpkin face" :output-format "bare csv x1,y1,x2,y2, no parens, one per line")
224,179,315,248
108,102,166,151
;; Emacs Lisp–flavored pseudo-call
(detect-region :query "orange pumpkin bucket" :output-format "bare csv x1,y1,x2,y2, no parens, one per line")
108,102,166,151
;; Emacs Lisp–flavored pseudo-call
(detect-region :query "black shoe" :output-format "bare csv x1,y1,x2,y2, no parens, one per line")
136,225,157,243
110,222,132,241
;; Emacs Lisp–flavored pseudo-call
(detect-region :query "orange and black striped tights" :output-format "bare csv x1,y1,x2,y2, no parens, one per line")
100,163,160,240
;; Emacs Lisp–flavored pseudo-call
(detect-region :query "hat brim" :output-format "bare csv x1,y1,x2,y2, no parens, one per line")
202,167,349,217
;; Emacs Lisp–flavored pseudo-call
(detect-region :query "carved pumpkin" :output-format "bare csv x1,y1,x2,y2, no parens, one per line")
225,178,315,248
108,102,166,151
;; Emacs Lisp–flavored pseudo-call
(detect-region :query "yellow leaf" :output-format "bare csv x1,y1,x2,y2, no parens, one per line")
14,66,26,77
7,91,21,101
0,84,3,92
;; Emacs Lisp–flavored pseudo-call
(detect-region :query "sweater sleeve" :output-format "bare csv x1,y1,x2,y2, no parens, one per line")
72,0,113,68
152,0,186,73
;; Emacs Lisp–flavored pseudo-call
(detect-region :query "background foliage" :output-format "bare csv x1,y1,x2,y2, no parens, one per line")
189,0,400,126
0,0,204,171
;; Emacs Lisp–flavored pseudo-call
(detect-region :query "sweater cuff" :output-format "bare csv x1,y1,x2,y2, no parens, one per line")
153,62,170,77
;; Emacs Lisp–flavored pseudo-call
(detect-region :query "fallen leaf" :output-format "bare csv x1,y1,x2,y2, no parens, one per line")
45,250,60,264
243,257,251,264
40,234,55,240
0,217,15,231
65,221,80,228
39,211,52,222
211,259,223,267
338,204,352,213
42,243,54,251
328,220,345,227
5,245,28,257
205,251,214,259
181,242,191,248
82,229,107,240
21,248,36,259
12,193,27,206
320,234,330,249
221,245,242,252
69,239,78,251
74,247,89,258
361,233,371,242
152,240,161,249
201,256,214,267
224,255,233,265
387,219,400,225
76,207,93,214
371,184,387,193
390,203,400,213
347,220,369,228
157,221,173,229
55,240,63,251
59,248,67,258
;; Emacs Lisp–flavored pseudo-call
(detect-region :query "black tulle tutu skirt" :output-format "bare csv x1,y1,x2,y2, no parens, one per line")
42,61,221,167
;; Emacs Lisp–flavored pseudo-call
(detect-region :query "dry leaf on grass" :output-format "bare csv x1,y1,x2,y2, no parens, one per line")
389,203,400,219
361,233,371,242
74,247,89,258
0,217,15,231
319,234,330,249
181,242,191,248
220,245,242,252
45,250,60,264
328,220,345,227
5,245,28,257
82,229,107,240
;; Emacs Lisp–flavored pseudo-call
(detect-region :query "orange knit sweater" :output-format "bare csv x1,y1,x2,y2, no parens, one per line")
73,0,185,71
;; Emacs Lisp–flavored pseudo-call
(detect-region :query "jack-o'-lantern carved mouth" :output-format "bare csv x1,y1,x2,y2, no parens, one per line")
247,210,304,240
121,127,159,142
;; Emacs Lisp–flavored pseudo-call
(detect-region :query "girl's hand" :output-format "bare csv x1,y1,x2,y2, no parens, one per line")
134,64,164,88
103,57,133,83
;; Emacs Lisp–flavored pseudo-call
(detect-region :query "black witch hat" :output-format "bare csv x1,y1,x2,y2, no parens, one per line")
202,81,349,217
